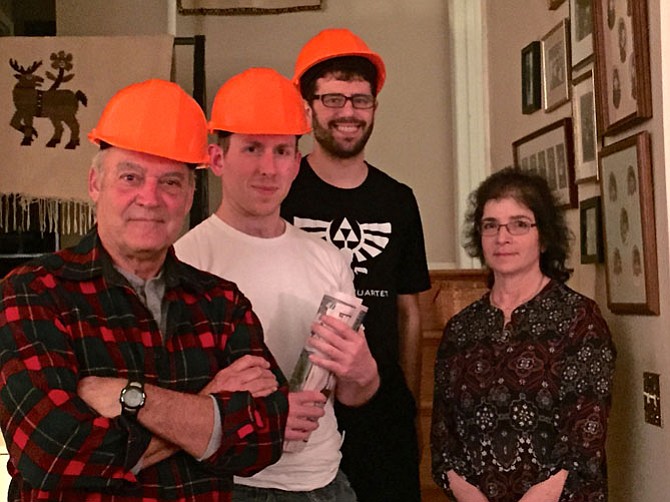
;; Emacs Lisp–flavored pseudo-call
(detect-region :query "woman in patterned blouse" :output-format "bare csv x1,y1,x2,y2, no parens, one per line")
431,168,615,502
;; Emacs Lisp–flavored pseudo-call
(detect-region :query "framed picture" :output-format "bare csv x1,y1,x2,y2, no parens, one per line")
542,19,571,112
513,118,578,208
549,0,567,9
593,0,652,136
580,196,604,263
599,131,658,315
522,41,542,114
570,0,594,69
572,69,599,182
177,0,321,15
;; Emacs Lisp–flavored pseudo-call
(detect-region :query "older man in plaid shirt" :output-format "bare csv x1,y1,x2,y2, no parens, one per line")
0,79,288,501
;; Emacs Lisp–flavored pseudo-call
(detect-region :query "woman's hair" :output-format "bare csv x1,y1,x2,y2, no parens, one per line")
463,167,572,284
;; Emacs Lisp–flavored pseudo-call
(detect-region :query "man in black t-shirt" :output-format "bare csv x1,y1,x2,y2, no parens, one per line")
281,28,430,502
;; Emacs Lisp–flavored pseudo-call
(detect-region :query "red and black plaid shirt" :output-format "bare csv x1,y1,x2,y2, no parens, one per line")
0,230,288,501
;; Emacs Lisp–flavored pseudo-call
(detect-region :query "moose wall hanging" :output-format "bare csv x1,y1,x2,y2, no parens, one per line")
10,53,88,149
0,35,174,235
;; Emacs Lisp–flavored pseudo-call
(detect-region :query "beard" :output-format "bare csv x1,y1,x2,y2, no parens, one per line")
312,115,374,159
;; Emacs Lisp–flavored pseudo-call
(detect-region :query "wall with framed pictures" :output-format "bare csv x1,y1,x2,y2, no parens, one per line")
509,0,656,318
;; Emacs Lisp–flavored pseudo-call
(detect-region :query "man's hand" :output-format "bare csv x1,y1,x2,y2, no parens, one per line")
200,354,278,398
307,315,379,406
284,390,327,442
77,376,126,418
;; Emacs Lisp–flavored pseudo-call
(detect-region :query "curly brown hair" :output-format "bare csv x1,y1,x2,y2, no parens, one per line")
463,167,572,285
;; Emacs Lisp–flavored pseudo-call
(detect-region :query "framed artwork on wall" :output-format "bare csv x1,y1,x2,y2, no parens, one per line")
522,41,542,114
580,196,604,263
592,0,652,136
572,69,599,182
599,131,658,315
542,19,571,112
569,0,594,69
513,118,578,208
177,0,321,15
549,0,567,9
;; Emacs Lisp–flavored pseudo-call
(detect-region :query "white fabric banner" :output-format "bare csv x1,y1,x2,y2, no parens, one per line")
0,35,173,232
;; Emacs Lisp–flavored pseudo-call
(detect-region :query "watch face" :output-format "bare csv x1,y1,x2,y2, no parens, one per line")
121,383,145,414
123,387,144,408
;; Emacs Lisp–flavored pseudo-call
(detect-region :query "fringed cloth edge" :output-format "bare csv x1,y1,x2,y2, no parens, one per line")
0,193,95,236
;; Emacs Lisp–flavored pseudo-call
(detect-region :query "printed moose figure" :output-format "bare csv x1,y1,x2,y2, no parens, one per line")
9,56,87,149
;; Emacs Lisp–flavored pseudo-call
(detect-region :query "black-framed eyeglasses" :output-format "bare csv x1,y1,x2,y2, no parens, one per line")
480,219,537,236
312,93,376,109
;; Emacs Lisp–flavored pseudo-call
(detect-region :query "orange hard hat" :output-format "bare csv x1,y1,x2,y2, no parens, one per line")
88,79,209,165
209,67,310,135
293,28,386,93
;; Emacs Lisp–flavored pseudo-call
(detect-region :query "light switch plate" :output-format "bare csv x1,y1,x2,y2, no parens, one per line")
643,372,662,427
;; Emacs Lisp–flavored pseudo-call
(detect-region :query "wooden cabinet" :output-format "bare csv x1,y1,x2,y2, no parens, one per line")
418,269,489,501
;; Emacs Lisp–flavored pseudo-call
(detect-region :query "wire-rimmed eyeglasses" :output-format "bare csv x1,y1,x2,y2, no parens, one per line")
312,93,376,109
480,219,537,236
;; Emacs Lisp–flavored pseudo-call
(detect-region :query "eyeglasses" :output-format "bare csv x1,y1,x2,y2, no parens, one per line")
312,93,376,109
480,219,537,236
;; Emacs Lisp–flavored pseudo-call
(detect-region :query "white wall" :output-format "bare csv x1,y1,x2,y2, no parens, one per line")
56,0,169,36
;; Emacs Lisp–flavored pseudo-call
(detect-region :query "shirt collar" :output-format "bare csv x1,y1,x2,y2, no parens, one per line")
46,226,208,294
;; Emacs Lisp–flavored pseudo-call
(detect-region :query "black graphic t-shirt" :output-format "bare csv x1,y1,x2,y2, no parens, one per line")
281,157,431,369
282,157,430,502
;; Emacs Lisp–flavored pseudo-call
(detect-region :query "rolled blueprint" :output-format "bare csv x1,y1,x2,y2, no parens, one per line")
284,291,367,452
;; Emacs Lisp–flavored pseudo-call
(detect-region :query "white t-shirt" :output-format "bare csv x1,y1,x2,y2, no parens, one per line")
175,215,355,491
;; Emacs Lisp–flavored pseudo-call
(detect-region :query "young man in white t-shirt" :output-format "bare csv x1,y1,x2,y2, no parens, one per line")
175,67,380,501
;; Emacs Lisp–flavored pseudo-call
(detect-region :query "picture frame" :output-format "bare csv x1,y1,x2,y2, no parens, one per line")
580,196,604,263
549,0,567,9
569,0,594,70
542,19,571,112
592,0,652,136
521,41,542,114
599,131,658,315
513,118,578,208
572,69,599,182
177,0,321,15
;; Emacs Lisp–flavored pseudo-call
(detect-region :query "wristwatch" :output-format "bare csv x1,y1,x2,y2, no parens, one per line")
119,381,146,416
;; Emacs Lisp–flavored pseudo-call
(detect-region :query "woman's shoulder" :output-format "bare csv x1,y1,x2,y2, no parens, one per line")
445,293,492,329
542,281,611,336
545,280,600,309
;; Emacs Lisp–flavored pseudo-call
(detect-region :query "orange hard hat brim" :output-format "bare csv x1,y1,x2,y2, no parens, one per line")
293,50,386,93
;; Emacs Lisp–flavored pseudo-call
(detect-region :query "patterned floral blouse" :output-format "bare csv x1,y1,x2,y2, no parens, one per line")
431,280,615,502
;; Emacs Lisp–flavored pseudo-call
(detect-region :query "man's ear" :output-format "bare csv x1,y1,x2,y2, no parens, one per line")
303,99,313,122
88,166,101,203
208,143,225,176
289,151,302,183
